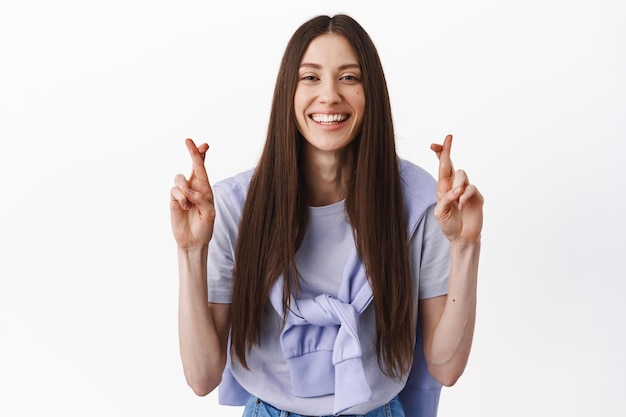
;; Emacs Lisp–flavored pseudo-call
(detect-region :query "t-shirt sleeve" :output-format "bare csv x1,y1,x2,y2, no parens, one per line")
207,184,240,304
410,204,450,300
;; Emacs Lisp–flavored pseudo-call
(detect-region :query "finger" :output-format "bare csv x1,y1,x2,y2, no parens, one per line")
438,186,462,211
174,173,190,191
437,134,454,174
198,142,209,161
440,169,471,209
185,138,210,182
432,134,455,194
171,186,190,211
181,184,215,216
458,184,484,210
451,169,469,193
436,169,468,210
175,172,214,209
430,143,443,159
172,174,191,208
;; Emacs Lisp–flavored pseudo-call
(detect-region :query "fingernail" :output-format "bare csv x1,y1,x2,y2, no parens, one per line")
454,187,462,195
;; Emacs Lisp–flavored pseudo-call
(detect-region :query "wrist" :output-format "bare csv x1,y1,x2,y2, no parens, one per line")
177,245,209,264
449,238,480,252
448,240,481,286
177,244,208,254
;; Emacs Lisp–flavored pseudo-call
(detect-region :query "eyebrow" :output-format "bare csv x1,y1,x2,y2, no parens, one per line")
300,63,361,70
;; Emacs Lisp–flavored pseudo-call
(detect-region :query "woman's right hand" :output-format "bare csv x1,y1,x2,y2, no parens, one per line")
170,138,216,249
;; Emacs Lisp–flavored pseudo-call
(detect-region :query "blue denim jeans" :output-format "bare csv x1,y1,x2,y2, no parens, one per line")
242,395,405,417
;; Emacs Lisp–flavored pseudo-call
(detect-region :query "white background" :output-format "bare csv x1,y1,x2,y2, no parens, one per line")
1,1,624,416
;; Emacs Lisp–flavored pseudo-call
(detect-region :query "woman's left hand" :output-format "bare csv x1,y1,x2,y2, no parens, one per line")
431,134,484,244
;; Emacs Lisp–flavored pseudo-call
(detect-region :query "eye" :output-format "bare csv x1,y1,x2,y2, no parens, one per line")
340,74,361,83
300,75,319,81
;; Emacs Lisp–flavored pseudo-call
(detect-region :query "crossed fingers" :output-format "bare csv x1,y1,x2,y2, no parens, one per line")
431,134,475,210
185,138,209,182
171,139,212,211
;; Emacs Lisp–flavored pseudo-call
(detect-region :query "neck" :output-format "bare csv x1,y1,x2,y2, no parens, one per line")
301,144,355,207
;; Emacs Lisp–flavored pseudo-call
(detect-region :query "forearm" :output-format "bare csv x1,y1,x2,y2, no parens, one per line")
427,241,480,385
178,246,226,396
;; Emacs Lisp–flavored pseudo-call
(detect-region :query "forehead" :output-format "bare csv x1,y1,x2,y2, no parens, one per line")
300,33,359,66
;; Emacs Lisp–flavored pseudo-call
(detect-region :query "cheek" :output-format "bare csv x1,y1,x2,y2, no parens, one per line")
293,100,304,122
294,113,306,132
293,88,304,107
353,90,365,111
293,91,312,115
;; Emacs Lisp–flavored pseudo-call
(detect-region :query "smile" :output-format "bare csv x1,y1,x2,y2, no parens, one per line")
310,113,349,125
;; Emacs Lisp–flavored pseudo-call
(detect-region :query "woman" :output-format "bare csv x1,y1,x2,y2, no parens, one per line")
170,14,483,417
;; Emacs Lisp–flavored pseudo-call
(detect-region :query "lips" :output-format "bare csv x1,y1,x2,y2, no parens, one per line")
310,113,350,124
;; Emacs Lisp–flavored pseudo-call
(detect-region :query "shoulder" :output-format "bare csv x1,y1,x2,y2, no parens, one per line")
213,168,255,210
398,159,438,239
398,158,437,206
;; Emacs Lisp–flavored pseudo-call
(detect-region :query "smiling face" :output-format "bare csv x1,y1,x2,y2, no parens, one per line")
294,33,365,156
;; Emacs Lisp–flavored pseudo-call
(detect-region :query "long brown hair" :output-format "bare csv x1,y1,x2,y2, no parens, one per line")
230,14,414,378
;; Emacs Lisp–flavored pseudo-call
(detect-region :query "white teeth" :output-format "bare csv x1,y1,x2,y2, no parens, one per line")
311,113,348,123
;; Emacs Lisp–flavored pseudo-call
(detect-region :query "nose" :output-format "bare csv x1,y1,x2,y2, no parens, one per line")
318,79,341,104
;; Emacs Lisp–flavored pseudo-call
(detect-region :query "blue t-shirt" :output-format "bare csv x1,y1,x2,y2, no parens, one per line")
207,159,449,415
